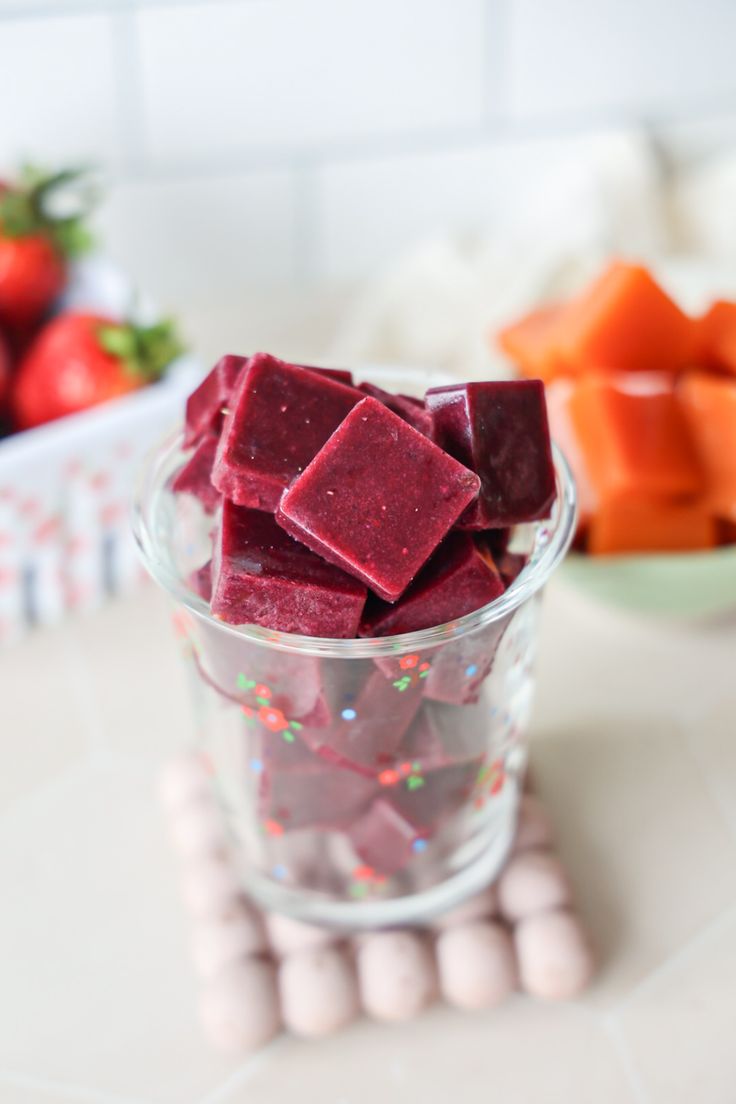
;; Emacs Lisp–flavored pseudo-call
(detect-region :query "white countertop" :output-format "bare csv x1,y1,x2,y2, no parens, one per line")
2,578,735,1104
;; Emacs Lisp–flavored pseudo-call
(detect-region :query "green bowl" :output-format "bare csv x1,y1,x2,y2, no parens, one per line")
560,546,736,618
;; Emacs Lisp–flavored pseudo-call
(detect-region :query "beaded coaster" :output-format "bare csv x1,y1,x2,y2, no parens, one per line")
160,753,595,1054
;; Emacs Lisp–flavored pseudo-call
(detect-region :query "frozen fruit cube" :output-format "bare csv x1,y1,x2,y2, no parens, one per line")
421,617,511,706
188,559,213,601
358,381,434,438
172,434,221,514
348,799,422,877
211,353,361,511
258,758,376,831
300,667,423,772
277,398,480,601
426,380,556,528
387,756,481,836
184,354,247,447
299,364,354,386
211,501,366,637
359,532,504,637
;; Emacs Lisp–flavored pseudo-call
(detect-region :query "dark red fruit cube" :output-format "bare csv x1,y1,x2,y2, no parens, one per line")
299,365,354,386
212,353,361,511
188,559,213,601
359,532,504,637
426,380,556,528
211,501,366,636
172,434,221,514
277,398,480,601
299,667,423,773
358,381,434,438
184,354,247,447
348,799,422,877
258,758,376,830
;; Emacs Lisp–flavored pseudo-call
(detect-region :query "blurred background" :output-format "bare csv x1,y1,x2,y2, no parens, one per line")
4,0,736,366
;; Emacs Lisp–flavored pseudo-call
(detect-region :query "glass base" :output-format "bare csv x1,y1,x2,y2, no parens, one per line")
239,781,519,930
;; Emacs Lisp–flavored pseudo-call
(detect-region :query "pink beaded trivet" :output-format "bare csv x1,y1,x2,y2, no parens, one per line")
160,753,595,1054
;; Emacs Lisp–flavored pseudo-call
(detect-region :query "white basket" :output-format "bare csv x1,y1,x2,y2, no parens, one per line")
0,257,203,645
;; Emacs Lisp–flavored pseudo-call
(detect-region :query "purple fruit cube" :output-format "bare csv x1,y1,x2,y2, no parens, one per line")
359,532,504,637
348,799,422,877
300,667,423,772
299,365,354,386
422,618,510,705
426,380,556,528
358,382,434,438
277,398,480,601
497,550,527,588
388,755,481,835
211,501,366,637
212,353,361,511
188,559,213,601
184,354,247,447
258,758,376,831
172,434,221,514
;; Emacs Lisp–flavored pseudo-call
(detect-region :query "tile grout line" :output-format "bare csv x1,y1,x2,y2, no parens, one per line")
673,705,736,853
0,1068,152,1104
109,4,149,173
601,1019,652,1104
198,1036,289,1104
605,898,736,1020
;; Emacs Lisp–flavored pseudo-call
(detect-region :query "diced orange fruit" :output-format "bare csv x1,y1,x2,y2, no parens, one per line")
678,372,736,522
696,301,736,377
557,261,695,375
569,374,703,503
544,378,597,527
588,499,717,555
497,304,571,383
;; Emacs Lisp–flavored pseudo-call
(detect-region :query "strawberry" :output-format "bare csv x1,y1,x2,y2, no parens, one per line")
0,166,96,330
12,312,185,431
0,327,10,408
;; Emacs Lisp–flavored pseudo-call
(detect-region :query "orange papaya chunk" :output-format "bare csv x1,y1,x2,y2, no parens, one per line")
497,304,571,382
544,378,597,527
558,261,695,375
696,301,736,376
678,372,736,522
588,499,717,555
569,374,703,502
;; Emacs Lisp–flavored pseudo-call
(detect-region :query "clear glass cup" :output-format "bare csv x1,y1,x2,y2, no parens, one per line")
132,372,576,929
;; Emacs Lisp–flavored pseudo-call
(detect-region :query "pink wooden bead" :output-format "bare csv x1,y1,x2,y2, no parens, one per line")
159,752,211,811
279,945,360,1038
357,932,437,1022
431,885,498,930
515,909,595,1001
191,900,268,979
437,921,517,1010
497,848,571,922
513,794,555,854
199,958,281,1053
181,857,243,918
266,913,336,957
169,798,229,861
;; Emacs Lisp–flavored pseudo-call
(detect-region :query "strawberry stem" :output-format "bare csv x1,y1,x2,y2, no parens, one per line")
97,319,186,381
0,164,98,259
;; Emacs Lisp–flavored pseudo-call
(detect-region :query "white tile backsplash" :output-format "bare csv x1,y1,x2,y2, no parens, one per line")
0,12,122,165
2,0,736,295
135,0,488,160
95,169,298,306
506,0,736,120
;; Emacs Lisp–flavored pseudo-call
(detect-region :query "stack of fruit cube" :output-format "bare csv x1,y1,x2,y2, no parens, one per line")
171,353,556,879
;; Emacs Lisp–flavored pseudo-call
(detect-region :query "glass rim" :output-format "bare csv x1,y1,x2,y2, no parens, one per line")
132,429,577,659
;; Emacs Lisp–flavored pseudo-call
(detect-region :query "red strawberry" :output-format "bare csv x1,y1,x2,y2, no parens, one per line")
0,166,96,330
0,327,10,408
12,312,184,430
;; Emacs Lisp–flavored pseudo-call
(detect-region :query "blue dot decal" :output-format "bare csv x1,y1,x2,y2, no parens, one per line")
465,664,478,677
341,708,357,721
412,838,428,853
250,758,264,773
